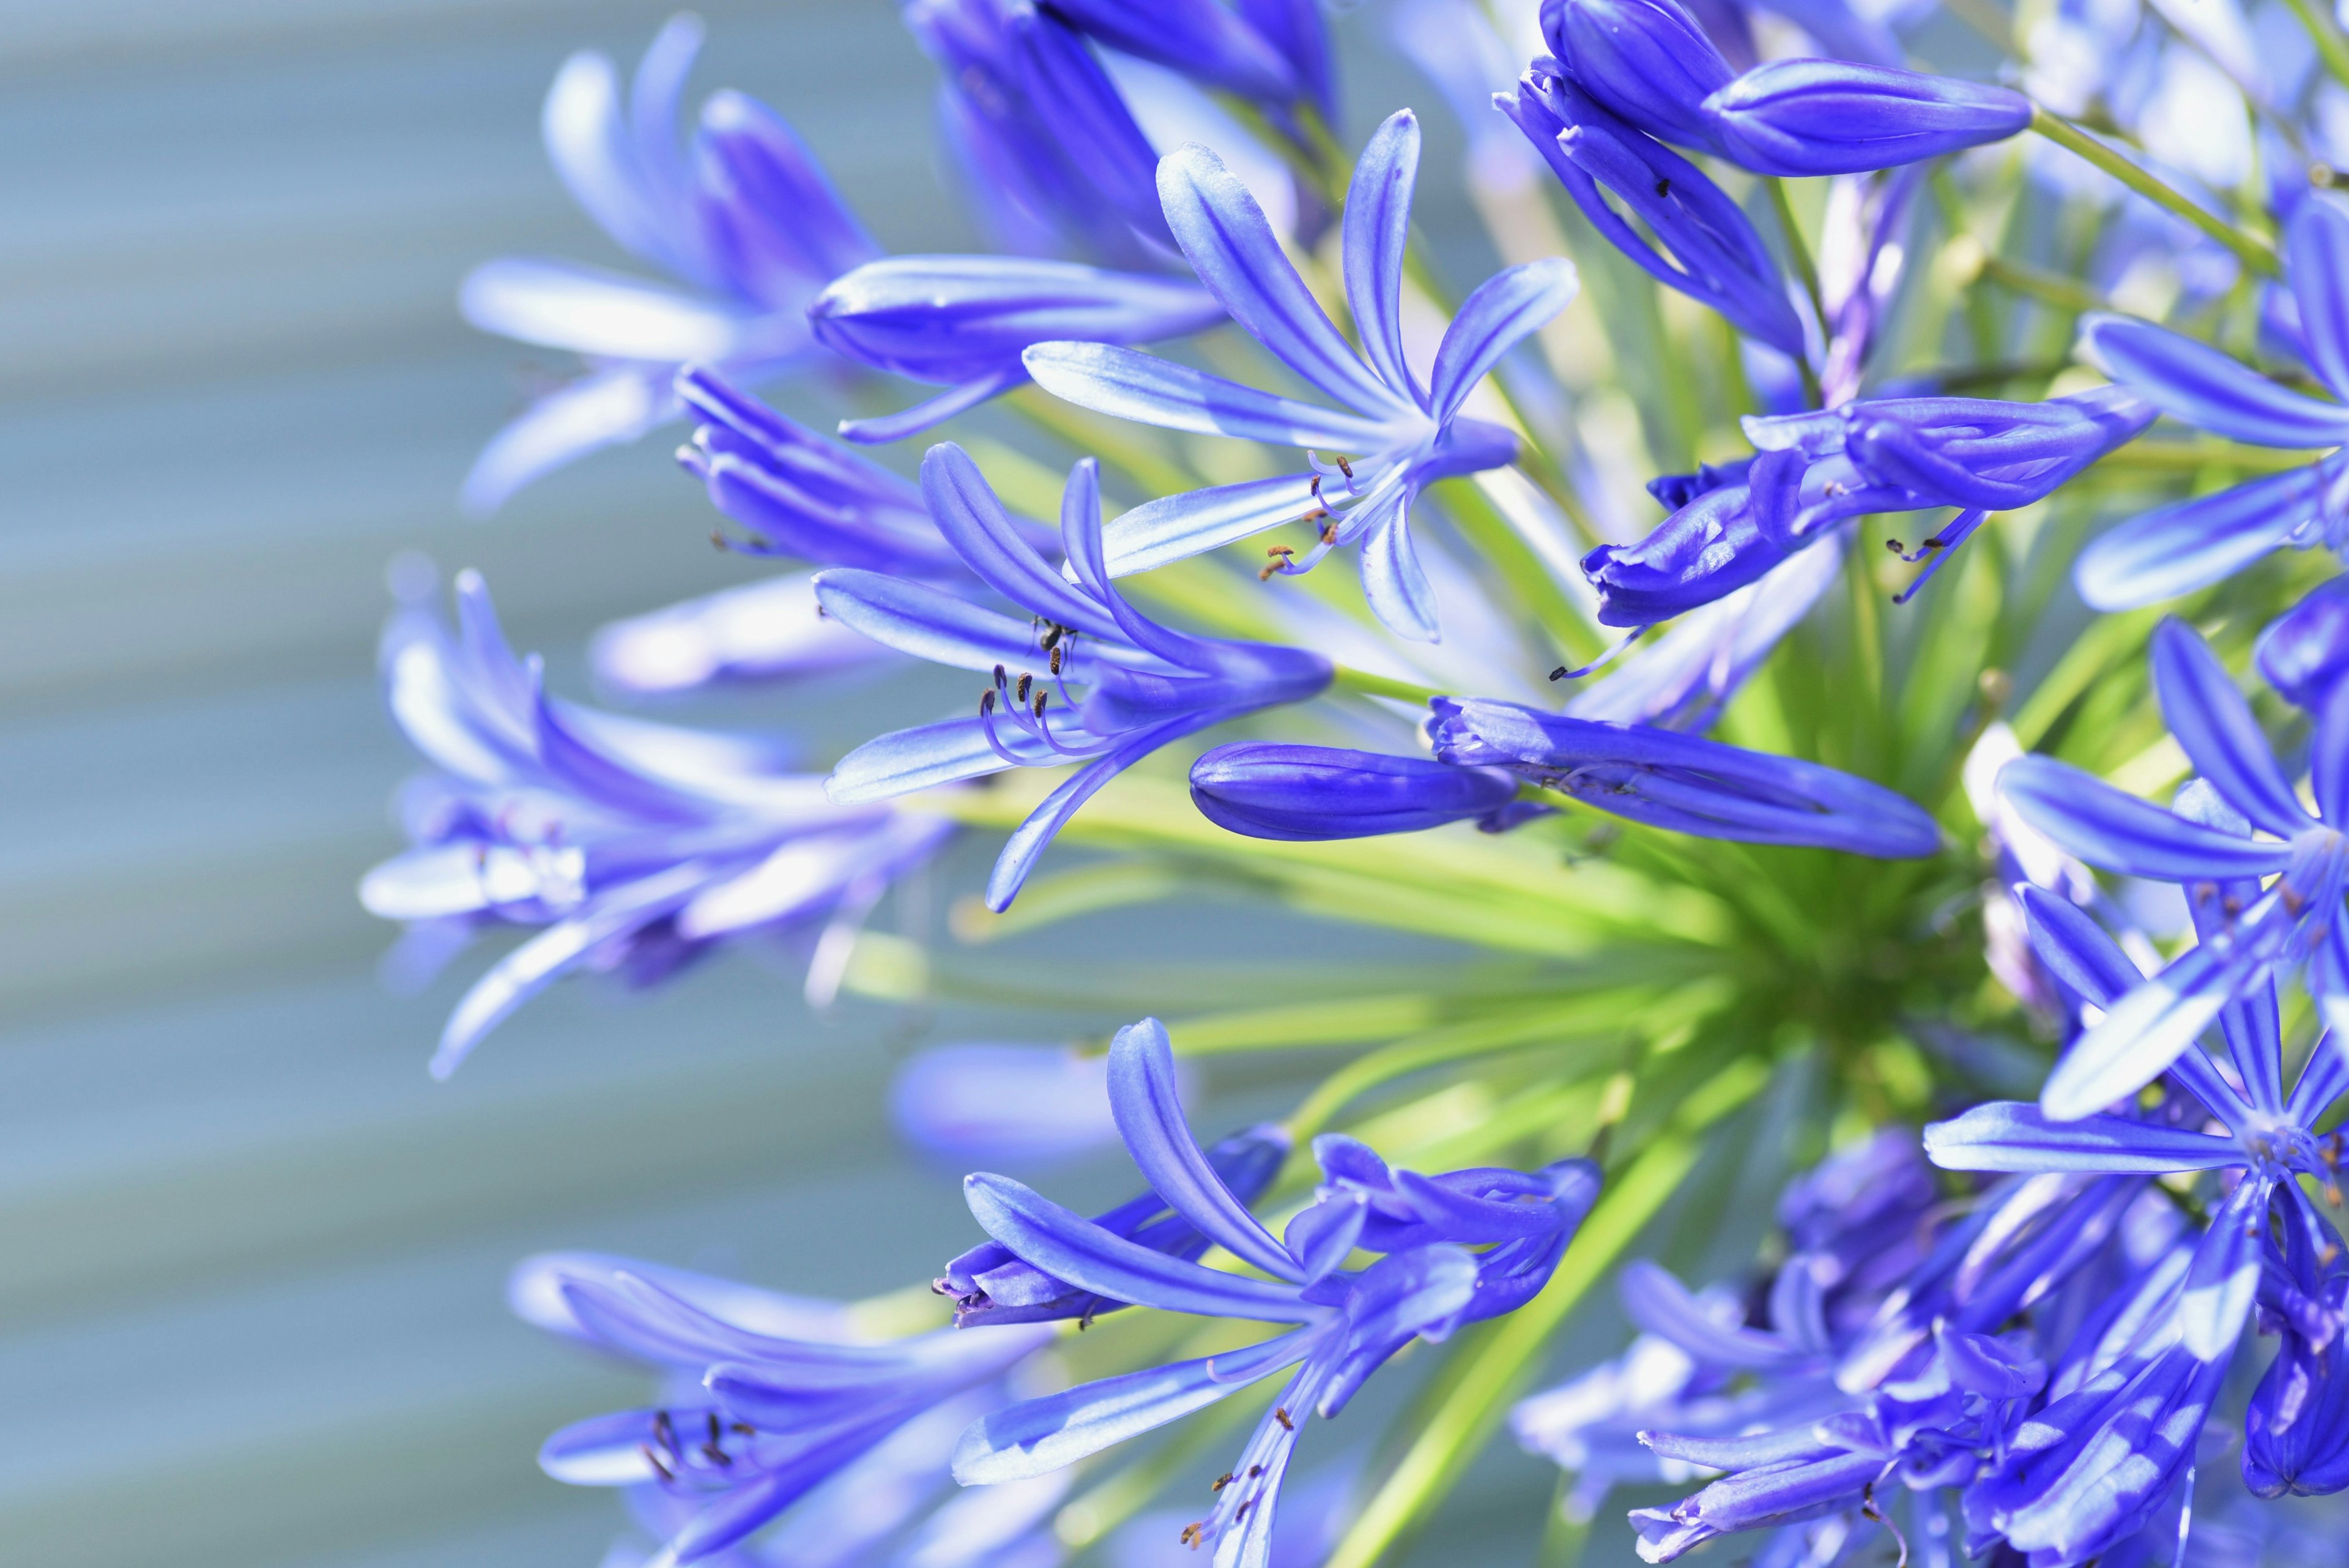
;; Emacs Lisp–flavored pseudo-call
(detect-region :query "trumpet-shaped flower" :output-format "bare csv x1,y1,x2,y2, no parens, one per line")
359,571,949,1076
814,446,1330,908
1583,387,2153,625
2076,198,2349,608
1024,113,1578,641
1998,619,2349,1119
513,1250,1056,1568
1427,697,1942,855
460,17,880,510
948,1019,1601,1568
1540,0,2031,176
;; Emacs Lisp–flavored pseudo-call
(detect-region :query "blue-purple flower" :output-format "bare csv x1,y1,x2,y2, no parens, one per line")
2258,576,2349,715
1187,743,1532,841
513,1250,1056,1568
2076,198,2349,608
1033,0,1324,108
1582,387,2153,625
1024,113,1577,641
948,1018,1601,1568
459,17,880,510
359,570,949,1076
1998,619,2349,1119
1499,61,1805,358
1539,0,2032,176
1427,697,1942,855
814,446,1331,909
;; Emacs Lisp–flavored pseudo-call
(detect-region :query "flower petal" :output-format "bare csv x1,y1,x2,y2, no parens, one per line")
1101,473,1323,576
1922,1102,2241,1174
2178,1174,2271,1360
836,367,1031,446
2288,196,2349,402
1343,110,1423,404
1427,258,1579,424
960,1172,1316,1321
985,716,1218,910
1619,1259,1802,1368
2075,467,2323,611
1997,755,2291,881
951,1348,1293,1485
1357,490,1439,644
1157,143,1411,417
922,444,1125,641
459,366,674,516
2041,937,2255,1120
2150,618,2313,838
827,716,1094,804
2081,313,2349,448
811,570,1071,675
1108,1017,1304,1282
1022,342,1392,448
460,257,752,360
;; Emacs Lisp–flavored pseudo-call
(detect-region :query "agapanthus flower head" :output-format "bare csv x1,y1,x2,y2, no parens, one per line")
359,569,949,1076
1999,617,2349,1118
948,1017,1600,1568
814,446,1332,908
513,1250,1055,1568
2077,196,2349,608
1539,0,2031,175
460,16,881,510
1427,697,1941,855
1025,112,1578,641
1497,62,1806,358
1584,386,2153,625
1187,742,1535,841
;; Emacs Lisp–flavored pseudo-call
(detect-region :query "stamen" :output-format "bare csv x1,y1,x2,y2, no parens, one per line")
1212,1473,1235,1492
1049,644,1064,674
1179,1523,1204,1548
1249,1465,1263,1478
1032,689,1048,719
1654,177,1671,197
1274,1407,1294,1431
1015,672,1032,704
640,1443,676,1484
1885,538,1904,553
1861,1482,1909,1568
979,687,996,717
1550,626,1647,681
993,663,1009,691
1335,456,1354,478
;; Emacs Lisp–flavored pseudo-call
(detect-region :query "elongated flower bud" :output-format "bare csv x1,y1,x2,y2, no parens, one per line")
1541,0,1735,152
1190,743,1530,840
1701,59,2031,177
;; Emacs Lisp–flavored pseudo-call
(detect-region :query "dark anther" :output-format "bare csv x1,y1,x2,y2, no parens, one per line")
1179,1523,1204,1548
1274,1407,1294,1431
1653,177,1671,197
993,663,1009,689
1320,523,1337,544
1049,644,1064,674
654,1411,679,1458
1033,689,1048,718
1248,1465,1263,1478
1236,1500,1253,1521
1212,1473,1235,1492
732,1422,755,1437
980,687,996,716
703,1442,732,1466
1015,672,1033,703
1548,665,1570,681
710,530,727,551
1885,538,1904,553
1266,544,1294,557
1336,456,1353,478
640,1443,677,1484
1923,534,1947,549
707,1413,722,1445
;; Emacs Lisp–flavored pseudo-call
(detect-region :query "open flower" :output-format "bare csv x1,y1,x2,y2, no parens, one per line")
949,1019,1601,1568
360,571,949,1075
2076,197,2349,608
1025,112,1577,641
814,446,1330,908
1998,619,2349,1118
459,17,880,510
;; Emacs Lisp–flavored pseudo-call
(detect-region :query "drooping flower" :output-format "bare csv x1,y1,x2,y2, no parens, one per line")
1498,61,1807,359
459,17,881,510
1998,618,2349,1118
1427,697,1943,855
513,1250,1057,1568
1023,113,1578,641
1581,387,2153,626
948,1018,1601,1568
1538,0,2032,176
1186,743,1533,841
2075,197,2349,608
358,570,949,1076
812,446,1332,910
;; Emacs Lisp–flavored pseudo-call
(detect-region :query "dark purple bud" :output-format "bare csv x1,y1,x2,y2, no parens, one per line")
1541,0,1736,152
1701,58,2032,176
936,1123,1291,1326
1497,65,1803,356
1189,743,1527,841
2258,577,2349,712
1581,448,1809,626
1646,455,1756,510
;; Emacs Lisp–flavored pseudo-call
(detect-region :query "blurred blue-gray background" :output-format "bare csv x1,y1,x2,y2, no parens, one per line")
0,5,1541,1565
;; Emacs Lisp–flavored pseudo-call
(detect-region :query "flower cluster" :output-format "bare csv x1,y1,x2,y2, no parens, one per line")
354,0,2349,1563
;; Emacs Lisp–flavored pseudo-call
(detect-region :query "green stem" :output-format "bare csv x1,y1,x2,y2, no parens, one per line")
2091,440,2323,474
1330,664,1442,705
1978,254,2112,315
2285,0,2349,95
2028,107,2279,276
1765,177,1828,401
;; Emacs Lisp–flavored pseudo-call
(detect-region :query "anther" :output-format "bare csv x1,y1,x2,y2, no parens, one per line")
980,688,996,716
1320,523,1337,544
1015,672,1033,704
732,1423,755,1437
1049,644,1064,674
993,663,1009,690
640,1443,677,1484
1885,538,1904,553
1309,474,1324,500
1179,1523,1204,1548
1274,1407,1293,1431
1248,1465,1263,1478
1212,1473,1235,1492
1033,689,1048,718
1923,534,1946,549
1335,456,1353,478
